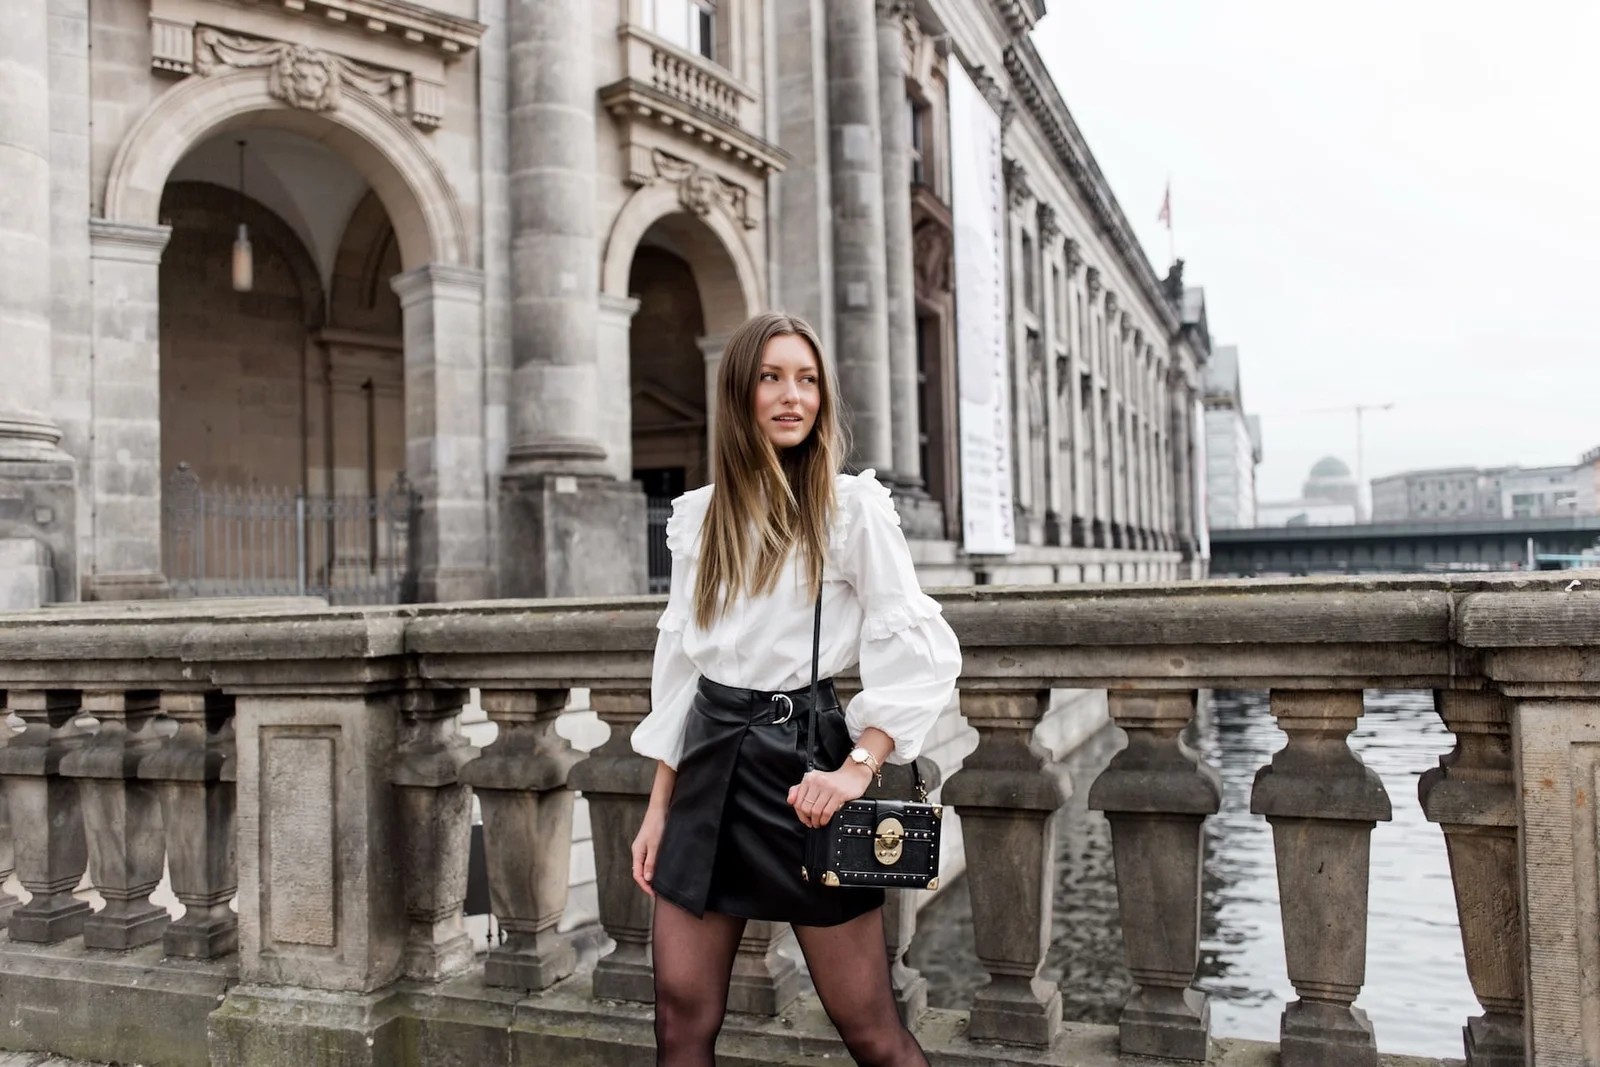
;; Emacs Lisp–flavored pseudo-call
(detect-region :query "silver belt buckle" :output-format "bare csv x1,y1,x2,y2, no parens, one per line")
769,693,794,725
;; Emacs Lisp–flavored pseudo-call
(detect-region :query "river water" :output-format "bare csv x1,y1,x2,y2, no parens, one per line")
908,689,1480,1059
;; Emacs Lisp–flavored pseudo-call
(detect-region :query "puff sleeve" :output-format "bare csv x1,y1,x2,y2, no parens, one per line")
835,471,962,764
630,487,710,769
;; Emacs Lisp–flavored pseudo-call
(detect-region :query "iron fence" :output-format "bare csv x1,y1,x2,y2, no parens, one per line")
162,463,420,605
646,496,673,594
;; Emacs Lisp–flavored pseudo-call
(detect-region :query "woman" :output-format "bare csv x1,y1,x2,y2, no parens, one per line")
630,311,961,1067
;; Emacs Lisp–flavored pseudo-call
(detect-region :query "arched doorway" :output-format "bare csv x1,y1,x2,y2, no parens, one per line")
157,133,409,602
93,68,487,603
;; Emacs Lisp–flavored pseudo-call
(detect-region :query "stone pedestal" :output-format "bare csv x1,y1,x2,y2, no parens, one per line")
1251,689,1391,1067
567,688,657,1003
0,690,90,942
497,473,646,597
1089,690,1220,1061
1421,691,1524,1067
729,921,801,1016
461,689,579,991
941,689,1066,1047
63,690,169,950
390,688,474,981
140,689,238,958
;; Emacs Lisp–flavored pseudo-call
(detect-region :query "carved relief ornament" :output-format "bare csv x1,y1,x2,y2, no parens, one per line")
651,150,756,229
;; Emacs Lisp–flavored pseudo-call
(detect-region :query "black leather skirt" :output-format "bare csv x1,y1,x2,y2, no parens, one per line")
651,676,885,927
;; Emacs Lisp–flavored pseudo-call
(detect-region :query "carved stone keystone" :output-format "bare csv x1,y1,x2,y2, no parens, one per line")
0,690,91,942
460,688,579,990
1089,690,1221,1061
1251,689,1392,1067
941,689,1067,1047
391,688,475,981
138,689,237,958
63,689,170,949
567,688,658,1003
1421,691,1524,1067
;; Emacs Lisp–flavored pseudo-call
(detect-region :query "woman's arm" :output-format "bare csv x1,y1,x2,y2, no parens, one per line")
631,761,678,895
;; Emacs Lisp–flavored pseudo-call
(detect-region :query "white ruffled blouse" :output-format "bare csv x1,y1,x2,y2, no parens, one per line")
631,470,962,770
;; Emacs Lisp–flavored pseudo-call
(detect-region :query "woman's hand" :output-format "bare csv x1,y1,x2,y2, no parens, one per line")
631,806,667,896
787,762,874,828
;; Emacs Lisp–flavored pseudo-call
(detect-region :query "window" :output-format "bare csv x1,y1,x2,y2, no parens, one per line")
909,98,928,186
645,0,715,61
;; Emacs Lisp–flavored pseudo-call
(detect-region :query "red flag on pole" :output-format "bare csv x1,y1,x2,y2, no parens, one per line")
1157,181,1172,229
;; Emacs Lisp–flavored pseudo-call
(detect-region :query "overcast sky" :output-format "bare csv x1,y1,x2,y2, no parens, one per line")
1033,1,1598,503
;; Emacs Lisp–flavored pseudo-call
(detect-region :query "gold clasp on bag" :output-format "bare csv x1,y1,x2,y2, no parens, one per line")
874,816,905,866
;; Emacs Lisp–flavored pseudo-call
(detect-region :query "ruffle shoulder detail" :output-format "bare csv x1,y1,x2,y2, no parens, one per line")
663,484,714,560
830,468,900,552
861,592,944,642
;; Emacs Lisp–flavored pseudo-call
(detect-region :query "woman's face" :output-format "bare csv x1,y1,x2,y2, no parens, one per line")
753,333,821,450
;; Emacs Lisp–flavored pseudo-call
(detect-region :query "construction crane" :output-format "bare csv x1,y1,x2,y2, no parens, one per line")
1293,402,1397,519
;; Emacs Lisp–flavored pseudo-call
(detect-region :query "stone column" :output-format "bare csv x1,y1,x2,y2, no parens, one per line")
942,689,1067,1047
461,688,579,990
391,688,474,981
87,221,171,600
1089,690,1220,1061
1421,691,1524,1067
500,0,645,597
825,0,894,474
1251,690,1391,1067
1086,270,1108,547
1104,293,1124,548
567,688,657,1003
0,690,90,941
877,0,920,489
139,689,237,958
770,0,835,351
597,294,641,483
1169,369,1195,558
1064,241,1087,546
392,265,492,602
62,689,169,949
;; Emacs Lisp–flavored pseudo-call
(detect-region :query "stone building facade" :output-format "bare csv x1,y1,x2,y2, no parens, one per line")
1372,456,1598,523
1201,344,1259,530
0,0,1212,608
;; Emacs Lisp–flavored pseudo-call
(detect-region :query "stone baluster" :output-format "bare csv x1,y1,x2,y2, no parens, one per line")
567,687,657,1002
868,757,940,1025
63,689,170,949
941,689,1067,1046
0,692,19,923
1088,690,1221,1061
461,688,579,990
1251,689,1392,1067
391,687,475,981
729,921,802,1015
0,689,90,941
1421,690,1523,1066
138,689,237,958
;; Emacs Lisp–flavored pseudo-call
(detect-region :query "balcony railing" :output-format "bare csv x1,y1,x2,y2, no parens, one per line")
619,23,757,131
0,573,1594,1065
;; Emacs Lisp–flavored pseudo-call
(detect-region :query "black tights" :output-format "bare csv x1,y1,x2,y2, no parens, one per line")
651,898,930,1067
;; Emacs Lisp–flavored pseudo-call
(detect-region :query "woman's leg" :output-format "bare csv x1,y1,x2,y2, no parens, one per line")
792,908,930,1067
651,897,748,1067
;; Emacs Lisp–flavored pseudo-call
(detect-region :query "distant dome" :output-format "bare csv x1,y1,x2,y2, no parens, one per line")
1304,455,1357,505
1309,455,1351,478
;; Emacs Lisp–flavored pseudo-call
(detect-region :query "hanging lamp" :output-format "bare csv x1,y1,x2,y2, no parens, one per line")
231,139,254,293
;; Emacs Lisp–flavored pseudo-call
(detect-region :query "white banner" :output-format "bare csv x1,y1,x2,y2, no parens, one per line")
949,62,1014,555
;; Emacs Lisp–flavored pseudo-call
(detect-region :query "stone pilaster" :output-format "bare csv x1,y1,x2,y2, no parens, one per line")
63,689,170,950
139,689,238,958
1089,691,1220,1060
1421,691,1524,1067
698,332,731,455
942,689,1066,1047
878,0,920,489
825,0,894,474
461,689,579,991
770,0,835,351
1251,690,1391,1067
391,265,492,602
567,688,657,1003
390,688,474,981
596,294,641,483
0,690,90,942
87,220,171,600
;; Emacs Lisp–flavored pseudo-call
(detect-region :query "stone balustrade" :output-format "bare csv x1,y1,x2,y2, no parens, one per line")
0,574,1595,1066
619,22,759,131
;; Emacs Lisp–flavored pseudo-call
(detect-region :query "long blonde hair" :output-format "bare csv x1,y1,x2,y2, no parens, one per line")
693,312,844,629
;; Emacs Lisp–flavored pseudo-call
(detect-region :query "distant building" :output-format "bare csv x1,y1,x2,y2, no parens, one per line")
1256,456,1361,527
1373,454,1597,522
1202,345,1260,530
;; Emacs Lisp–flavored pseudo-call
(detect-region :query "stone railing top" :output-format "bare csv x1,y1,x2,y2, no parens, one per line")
0,572,1595,695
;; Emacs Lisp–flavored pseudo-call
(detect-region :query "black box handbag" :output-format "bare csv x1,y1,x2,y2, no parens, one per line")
799,590,944,891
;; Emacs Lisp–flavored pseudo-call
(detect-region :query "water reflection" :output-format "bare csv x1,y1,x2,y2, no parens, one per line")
908,689,1479,1058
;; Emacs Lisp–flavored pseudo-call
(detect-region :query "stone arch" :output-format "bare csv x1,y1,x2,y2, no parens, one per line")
328,190,403,334
103,67,467,269
602,182,759,335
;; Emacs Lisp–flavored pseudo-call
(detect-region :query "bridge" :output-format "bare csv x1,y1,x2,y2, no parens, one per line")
1,575,1598,1066
1208,514,1600,575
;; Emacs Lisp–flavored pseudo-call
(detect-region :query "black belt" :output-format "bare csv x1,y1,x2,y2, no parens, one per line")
696,675,839,726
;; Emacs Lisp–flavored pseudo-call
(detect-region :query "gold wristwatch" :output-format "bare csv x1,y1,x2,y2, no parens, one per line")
848,746,883,785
